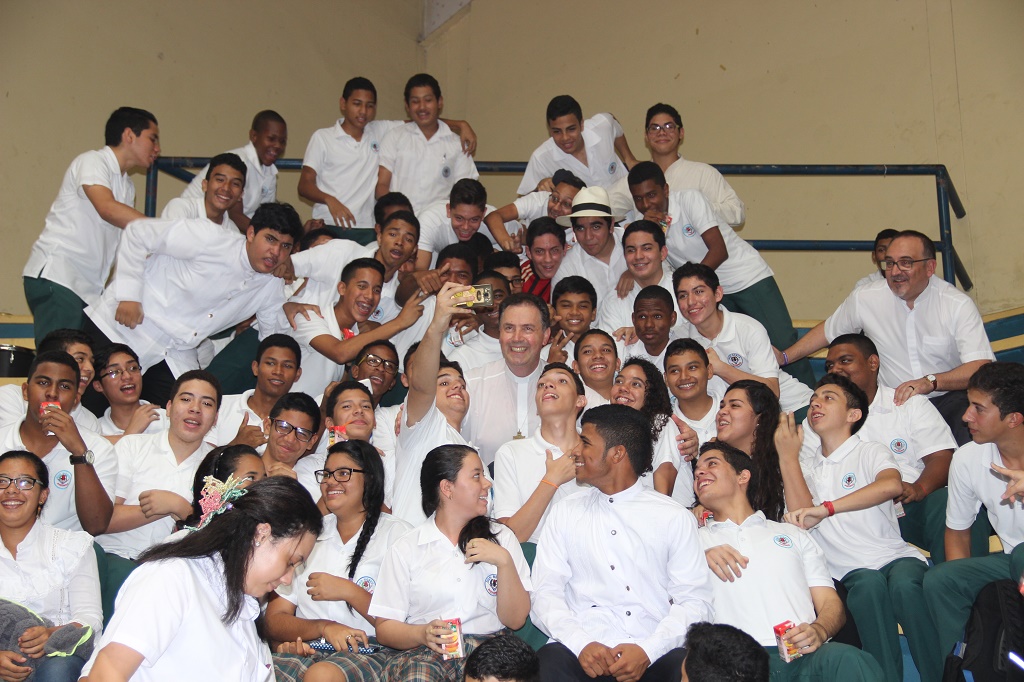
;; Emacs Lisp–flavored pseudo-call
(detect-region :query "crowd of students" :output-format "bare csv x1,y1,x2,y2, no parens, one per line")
3,72,1020,682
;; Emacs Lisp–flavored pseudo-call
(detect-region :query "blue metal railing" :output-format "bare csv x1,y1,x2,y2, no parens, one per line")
145,159,971,289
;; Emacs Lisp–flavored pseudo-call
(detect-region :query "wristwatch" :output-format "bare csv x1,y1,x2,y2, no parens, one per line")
69,450,95,466
925,374,938,391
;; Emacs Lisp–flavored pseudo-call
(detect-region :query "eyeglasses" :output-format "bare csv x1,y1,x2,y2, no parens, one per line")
881,257,932,272
102,364,142,381
359,353,399,374
315,467,366,484
272,419,315,442
506,277,524,287
646,122,680,134
0,475,44,491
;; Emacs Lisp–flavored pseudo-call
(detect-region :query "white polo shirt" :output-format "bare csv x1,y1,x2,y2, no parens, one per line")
447,332,503,372
673,391,723,451
290,285,358,399
303,119,404,228
85,219,289,377
823,276,996,392
276,512,411,635
947,442,1024,553
530,480,713,662
24,146,134,305
799,385,956,483
391,400,467,526
678,307,812,413
597,268,674,333
182,142,276,218
608,157,746,227
619,333,678,370
379,121,479,213
798,435,925,579
493,428,586,544
82,555,272,682
643,418,694,508
0,384,100,433
367,273,402,325
551,226,629,301
417,200,508,267
513,192,578,247
0,421,116,533
161,196,238,234
208,390,264,450
464,360,543,467
699,513,832,646
97,402,170,438
518,113,626,194
97,432,212,559
369,517,532,636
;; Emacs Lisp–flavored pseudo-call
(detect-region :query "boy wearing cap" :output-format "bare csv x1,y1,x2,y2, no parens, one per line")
551,186,628,301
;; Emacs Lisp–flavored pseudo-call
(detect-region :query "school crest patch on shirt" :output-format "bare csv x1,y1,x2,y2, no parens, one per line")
773,534,793,548
683,223,697,237
889,438,908,455
484,573,498,596
727,353,745,367
841,472,857,489
607,161,618,175
356,576,376,593
53,470,72,489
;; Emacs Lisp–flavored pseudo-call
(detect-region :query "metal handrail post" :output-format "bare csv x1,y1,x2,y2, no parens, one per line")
935,174,955,285
145,164,159,217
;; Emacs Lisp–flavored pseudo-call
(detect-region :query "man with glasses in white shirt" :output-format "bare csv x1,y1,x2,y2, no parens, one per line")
261,393,321,480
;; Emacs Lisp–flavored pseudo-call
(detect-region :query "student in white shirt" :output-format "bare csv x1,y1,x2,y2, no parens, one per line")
493,362,585,544
0,450,102,682
853,229,899,290
371,444,532,680
924,362,1024,672
785,373,940,682
448,271,511,372
780,230,996,445
267,441,412,682
98,370,220,561
261,393,321,481
531,404,713,682
161,152,245,233
23,107,159,344
84,202,303,407
519,217,570,305
552,187,629,300
375,73,478,213
619,286,678,369
83,476,323,682
665,339,721,451
91,344,168,444
0,351,116,536
597,220,674,332
571,329,620,413
348,340,401,409
518,96,637,194
693,442,883,680
414,179,509,270
485,169,585,255
544,277,597,365
674,263,812,417
181,110,287,230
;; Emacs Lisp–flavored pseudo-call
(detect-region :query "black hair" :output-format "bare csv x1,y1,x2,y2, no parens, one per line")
572,328,618,363
465,233,495,265
323,441,385,582
968,362,1024,419
815,373,870,435
664,338,709,369
419,444,498,555
28,351,80,386
341,257,385,285
169,369,223,409
250,202,303,245
541,362,585,397
299,227,337,252
251,110,286,133
464,633,540,682
373,192,413,226
673,261,721,294
269,392,322,434
0,450,49,490
404,73,441,102
524,216,566,248
475,270,512,290
499,292,550,330
437,242,479,279
874,228,900,248
696,440,754,481
93,343,140,374
353,338,400,374
343,77,377,100
551,169,586,191
449,178,487,210
205,152,248,183
325,380,375,416
546,95,582,123
552,275,597,309
828,333,879,360
645,103,683,130
104,107,157,147
620,358,673,441
483,251,521,273
139,477,322,625
402,341,421,376
634,284,674,311
183,445,262,527
255,333,302,370
37,329,93,355
380,209,421,240
892,229,937,260
581,404,654,477
682,622,769,682
623,219,666,250
723,381,784,522
627,160,667,188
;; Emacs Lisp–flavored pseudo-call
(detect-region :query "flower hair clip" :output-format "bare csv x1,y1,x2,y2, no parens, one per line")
187,474,249,531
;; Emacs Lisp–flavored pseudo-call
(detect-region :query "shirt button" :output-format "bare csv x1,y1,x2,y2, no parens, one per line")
610,565,615,570
626,586,631,591
626,611,631,616
207,313,213,318
608,498,614,503
611,530,617,536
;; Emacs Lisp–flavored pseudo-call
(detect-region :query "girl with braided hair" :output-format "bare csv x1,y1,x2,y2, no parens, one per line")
266,440,411,682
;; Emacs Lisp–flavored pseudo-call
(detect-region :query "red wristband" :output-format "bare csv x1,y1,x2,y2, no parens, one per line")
823,500,836,517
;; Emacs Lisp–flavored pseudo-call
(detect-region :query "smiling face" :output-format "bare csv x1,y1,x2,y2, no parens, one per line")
623,230,667,284
574,422,614,487
405,85,442,130
244,526,317,599
547,183,581,219
675,276,723,330
320,451,366,518
632,297,676,353
806,384,859,437
548,113,584,156
442,452,491,520
340,89,377,133
327,388,375,441
350,345,400,403
572,217,614,259
612,364,649,411
629,179,670,216
202,163,245,216
447,203,485,242
474,276,510,336
94,351,143,407
438,258,474,286
166,379,219,445
436,368,470,423
526,233,566,280
693,448,748,507
65,342,94,399
246,227,295,274
823,344,878,395
554,292,595,336
645,112,682,156
536,367,585,419
23,362,79,421
266,409,318,467
716,388,758,452
338,267,385,324
665,350,713,405
884,236,936,303
573,334,619,388
250,120,287,167
499,303,549,375
376,219,418,270
0,456,48,530
252,347,300,401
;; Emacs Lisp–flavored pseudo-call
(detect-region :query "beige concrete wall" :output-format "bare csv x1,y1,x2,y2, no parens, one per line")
0,0,423,315
423,0,1024,319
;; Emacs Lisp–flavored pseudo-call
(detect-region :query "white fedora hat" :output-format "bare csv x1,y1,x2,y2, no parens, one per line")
555,186,626,227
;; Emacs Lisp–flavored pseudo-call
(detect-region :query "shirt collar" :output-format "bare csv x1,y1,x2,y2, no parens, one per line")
706,509,767,532
815,433,861,465
418,513,454,547
600,477,645,504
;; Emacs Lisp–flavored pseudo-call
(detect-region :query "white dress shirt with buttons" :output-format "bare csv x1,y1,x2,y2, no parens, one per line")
463,360,543,467
182,142,277,218
518,114,627,194
379,121,479,214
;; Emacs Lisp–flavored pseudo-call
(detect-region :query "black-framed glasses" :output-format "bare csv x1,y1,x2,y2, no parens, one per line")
646,122,680,133
881,257,932,272
102,364,142,381
359,353,399,374
273,419,315,442
315,467,365,484
0,475,44,491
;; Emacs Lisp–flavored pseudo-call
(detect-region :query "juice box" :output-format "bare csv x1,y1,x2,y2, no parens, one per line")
441,618,465,660
774,620,802,662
